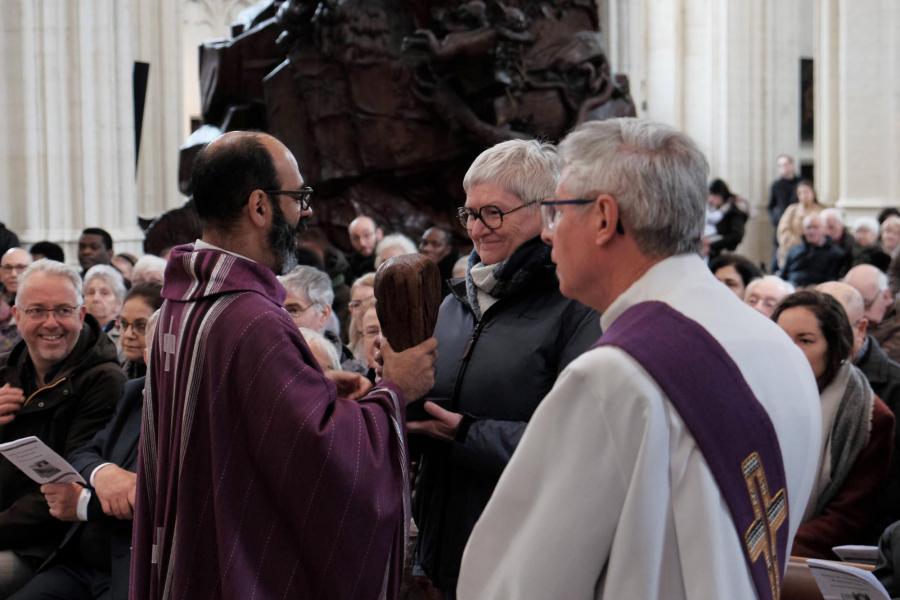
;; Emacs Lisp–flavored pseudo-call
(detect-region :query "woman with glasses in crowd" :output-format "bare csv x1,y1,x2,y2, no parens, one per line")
407,139,600,598
118,283,162,379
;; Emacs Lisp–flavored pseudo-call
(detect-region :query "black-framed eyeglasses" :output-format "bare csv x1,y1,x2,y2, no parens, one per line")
540,198,625,234
119,317,148,335
457,201,538,231
264,186,314,211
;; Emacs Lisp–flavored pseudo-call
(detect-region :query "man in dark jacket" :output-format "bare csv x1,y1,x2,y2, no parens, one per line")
768,156,800,229
408,140,600,598
0,260,124,596
780,213,844,286
11,376,145,600
820,281,900,539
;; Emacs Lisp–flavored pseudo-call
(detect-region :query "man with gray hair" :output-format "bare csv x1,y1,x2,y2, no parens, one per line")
0,259,124,596
845,264,894,326
279,265,335,333
279,265,356,368
458,119,821,600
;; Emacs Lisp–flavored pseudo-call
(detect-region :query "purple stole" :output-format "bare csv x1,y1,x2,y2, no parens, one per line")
596,301,788,600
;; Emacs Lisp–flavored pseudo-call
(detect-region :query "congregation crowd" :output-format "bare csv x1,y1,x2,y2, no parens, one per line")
0,118,900,599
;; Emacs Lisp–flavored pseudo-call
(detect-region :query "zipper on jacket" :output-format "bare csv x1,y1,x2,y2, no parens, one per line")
450,298,505,409
23,378,68,407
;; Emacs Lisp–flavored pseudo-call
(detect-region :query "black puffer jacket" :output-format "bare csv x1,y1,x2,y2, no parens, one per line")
0,315,124,565
412,238,600,590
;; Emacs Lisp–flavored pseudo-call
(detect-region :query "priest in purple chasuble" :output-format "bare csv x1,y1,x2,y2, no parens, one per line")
457,119,823,600
130,132,438,600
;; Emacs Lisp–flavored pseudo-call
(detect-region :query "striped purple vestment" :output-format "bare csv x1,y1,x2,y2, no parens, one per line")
130,245,409,600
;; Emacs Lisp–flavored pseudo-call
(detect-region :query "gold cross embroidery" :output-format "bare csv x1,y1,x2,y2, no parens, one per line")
742,451,787,599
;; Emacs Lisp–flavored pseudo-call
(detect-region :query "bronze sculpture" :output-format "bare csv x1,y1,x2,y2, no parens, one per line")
153,0,634,255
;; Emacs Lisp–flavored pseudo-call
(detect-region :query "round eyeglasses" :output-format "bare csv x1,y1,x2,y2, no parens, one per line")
457,201,539,231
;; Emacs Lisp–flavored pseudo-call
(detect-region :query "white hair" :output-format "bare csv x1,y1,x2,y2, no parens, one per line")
132,255,167,285
820,207,843,224
746,275,795,297
84,264,127,303
463,139,561,206
374,234,418,269
299,327,341,371
558,117,709,257
279,265,334,311
852,216,880,236
801,213,823,228
15,259,84,306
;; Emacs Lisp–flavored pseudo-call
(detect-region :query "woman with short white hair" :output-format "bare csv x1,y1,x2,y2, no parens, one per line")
410,138,601,596
83,265,126,332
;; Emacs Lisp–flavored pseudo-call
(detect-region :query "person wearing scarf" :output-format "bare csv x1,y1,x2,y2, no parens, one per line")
774,290,895,558
406,139,600,598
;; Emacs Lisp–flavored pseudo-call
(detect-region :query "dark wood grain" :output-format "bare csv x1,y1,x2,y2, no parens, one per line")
374,254,442,352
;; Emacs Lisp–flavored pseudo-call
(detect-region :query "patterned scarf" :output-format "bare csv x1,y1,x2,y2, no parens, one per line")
464,237,554,321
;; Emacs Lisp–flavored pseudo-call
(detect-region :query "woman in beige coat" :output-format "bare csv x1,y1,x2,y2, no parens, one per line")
777,179,822,268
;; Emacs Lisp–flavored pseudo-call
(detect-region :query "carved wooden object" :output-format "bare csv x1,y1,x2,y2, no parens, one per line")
374,254,442,352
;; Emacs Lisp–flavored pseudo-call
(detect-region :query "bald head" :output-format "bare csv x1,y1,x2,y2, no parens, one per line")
818,280,868,356
348,216,382,256
191,131,298,228
844,264,892,324
190,130,308,274
817,282,865,323
1,247,33,295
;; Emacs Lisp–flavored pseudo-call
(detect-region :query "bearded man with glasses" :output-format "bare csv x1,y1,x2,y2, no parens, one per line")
0,259,124,597
409,139,599,599
130,131,437,600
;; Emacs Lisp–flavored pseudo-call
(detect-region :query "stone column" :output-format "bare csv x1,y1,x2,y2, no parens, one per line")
818,0,900,221
134,1,184,221
0,0,143,259
603,0,809,265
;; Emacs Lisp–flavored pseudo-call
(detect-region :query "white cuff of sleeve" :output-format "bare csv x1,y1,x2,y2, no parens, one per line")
76,488,91,521
89,463,113,487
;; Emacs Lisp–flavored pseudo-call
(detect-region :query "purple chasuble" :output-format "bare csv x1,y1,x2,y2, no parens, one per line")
130,245,410,600
596,301,788,600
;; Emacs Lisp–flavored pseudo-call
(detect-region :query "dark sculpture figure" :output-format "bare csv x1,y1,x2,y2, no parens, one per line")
157,0,634,255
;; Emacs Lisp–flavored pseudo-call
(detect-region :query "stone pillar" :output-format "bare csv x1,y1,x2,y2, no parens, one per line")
0,0,143,260
818,0,900,221
603,0,810,266
134,1,184,221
